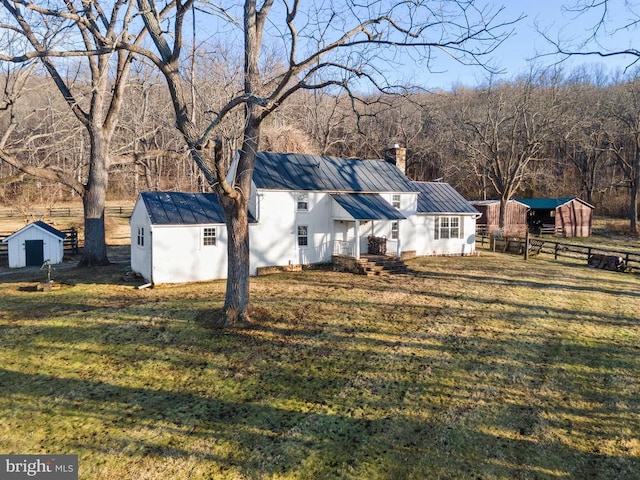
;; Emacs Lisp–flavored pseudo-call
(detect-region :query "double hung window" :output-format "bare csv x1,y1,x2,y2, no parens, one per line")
435,216,463,239
203,227,217,246
297,225,308,247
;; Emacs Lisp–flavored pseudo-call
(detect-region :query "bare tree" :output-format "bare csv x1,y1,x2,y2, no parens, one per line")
0,0,147,265
602,78,640,234
457,74,563,229
540,0,640,65
545,0,640,232
556,79,611,205
111,0,520,325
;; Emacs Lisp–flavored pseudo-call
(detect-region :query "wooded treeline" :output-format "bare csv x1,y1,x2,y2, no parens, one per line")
1,65,639,228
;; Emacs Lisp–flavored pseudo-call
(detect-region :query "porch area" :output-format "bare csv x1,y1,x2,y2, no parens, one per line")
331,233,410,275
332,235,399,259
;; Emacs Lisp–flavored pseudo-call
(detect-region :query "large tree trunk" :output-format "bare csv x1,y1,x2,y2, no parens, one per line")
218,114,260,325
78,129,110,267
220,193,251,325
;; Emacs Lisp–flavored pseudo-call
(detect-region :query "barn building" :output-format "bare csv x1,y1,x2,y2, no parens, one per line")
470,199,529,235
2,221,66,268
517,197,594,237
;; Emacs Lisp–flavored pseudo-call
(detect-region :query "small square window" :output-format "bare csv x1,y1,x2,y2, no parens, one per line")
392,194,401,208
297,192,309,211
137,227,144,247
203,227,216,246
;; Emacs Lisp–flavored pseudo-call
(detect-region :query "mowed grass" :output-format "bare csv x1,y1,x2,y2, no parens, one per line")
0,252,639,479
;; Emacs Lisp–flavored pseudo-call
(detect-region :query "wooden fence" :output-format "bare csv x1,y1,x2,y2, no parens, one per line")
477,234,640,273
0,227,79,259
0,205,132,218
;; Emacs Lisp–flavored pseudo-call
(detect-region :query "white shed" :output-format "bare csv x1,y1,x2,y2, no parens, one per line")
2,221,66,268
130,192,232,284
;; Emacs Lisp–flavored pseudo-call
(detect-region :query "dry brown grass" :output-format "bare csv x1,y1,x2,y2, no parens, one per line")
0,249,638,479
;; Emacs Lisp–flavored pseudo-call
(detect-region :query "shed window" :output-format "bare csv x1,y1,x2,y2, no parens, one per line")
392,194,401,208
297,192,309,211
203,227,217,246
297,225,308,247
137,227,144,247
435,216,463,240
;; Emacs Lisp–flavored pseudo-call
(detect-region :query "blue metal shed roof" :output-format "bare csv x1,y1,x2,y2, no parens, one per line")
33,220,67,239
413,182,479,214
253,152,418,193
331,194,406,220
516,197,593,210
141,192,227,225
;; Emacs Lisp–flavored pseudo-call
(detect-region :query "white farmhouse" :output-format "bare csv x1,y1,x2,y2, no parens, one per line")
130,151,480,284
2,221,66,268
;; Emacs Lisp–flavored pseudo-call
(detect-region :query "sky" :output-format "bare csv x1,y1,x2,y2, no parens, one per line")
411,0,640,90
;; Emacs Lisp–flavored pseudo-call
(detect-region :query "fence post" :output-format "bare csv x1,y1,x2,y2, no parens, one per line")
554,243,559,260
524,231,529,260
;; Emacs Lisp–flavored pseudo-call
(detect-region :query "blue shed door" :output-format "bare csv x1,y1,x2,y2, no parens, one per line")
25,239,44,266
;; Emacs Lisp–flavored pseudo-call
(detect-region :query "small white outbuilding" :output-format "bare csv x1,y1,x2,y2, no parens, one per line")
130,192,231,284
2,221,66,268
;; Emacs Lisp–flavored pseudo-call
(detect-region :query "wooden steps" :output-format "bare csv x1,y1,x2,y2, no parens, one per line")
356,255,410,276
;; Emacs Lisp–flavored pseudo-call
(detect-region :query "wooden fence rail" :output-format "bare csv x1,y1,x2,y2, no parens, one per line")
0,227,79,259
477,234,640,273
0,205,132,218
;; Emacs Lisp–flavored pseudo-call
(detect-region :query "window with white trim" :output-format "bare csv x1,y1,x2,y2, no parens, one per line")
137,227,144,246
391,221,399,240
392,194,401,208
435,216,463,239
297,192,309,211
203,227,217,246
297,225,308,247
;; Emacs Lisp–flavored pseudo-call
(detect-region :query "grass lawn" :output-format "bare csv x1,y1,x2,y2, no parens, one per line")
0,251,638,479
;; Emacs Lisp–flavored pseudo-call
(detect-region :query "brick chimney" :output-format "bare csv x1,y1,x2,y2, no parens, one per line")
384,144,407,174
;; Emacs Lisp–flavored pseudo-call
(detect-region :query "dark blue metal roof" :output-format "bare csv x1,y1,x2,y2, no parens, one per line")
141,192,227,225
413,182,479,214
33,221,67,239
253,152,418,193
331,194,406,220
2,221,66,243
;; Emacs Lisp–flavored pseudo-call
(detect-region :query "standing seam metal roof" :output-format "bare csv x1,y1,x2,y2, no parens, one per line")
331,194,406,220
413,182,479,214
253,152,418,193
141,192,227,225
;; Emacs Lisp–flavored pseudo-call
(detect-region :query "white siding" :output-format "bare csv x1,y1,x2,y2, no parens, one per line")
5,225,64,268
250,190,333,274
129,198,153,282
129,198,228,284
403,214,476,256
150,224,228,284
